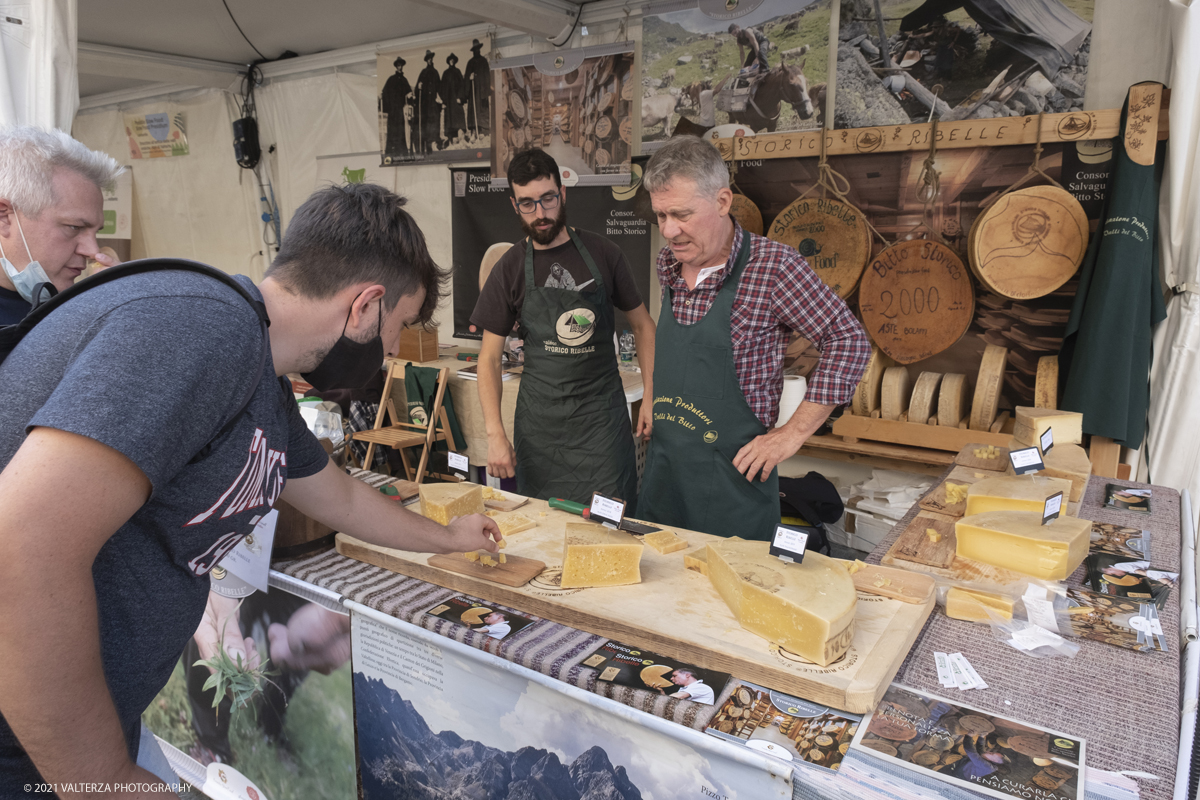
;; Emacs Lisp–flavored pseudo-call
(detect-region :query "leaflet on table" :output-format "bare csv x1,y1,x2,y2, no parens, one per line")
424,594,536,641
1088,521,1149,559
1103,484,1151,513
1063,587,1168,652
704,680,862,773
1084,553,1175,609
581,640,728,706
457,364,516,381
850,683,1085,800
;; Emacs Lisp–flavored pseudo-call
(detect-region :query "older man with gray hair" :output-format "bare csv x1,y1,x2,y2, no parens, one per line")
0,125,123,324
637,136,870,542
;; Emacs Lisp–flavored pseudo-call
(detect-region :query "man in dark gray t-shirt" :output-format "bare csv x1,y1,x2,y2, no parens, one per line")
0,184,500,794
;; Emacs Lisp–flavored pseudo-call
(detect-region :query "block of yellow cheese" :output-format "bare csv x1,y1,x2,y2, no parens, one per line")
705,539,857,666
1005,441,1092,503
419,482,485,525
965,475,1074,517
1013,407,1083,447
683,547,709,575
944,587,1015,622
955,511,1090,580
643,529,687,554
560,523,644,588
495,513,537,537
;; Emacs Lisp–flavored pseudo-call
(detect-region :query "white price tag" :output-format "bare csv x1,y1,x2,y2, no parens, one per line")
769,524,809,563
1009,446,1045,475
1041,491,1064,525
1040,427,1054,454
934,652,954,688
589,493,626,526
447,451,469,474
219,509,277,594
947,653,975,690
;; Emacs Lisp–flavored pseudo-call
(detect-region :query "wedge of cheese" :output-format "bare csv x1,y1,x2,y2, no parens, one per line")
1005,441,1092,502
965,475,1074,517
460,606,492,624
495,513,537,537
705,539,857,666
643,529,687,554
1013,407,1083,447
640,664,673,688
683,546,709,576
419,482,485,525
560,523,644,588
944,587,1014,622
955,511,1090,580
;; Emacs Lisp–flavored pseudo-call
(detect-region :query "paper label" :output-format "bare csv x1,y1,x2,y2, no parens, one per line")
934,652,953,688
769,524,809,564
947,653,975,690
957,656,989,690
1010,625,1064,651
589,492,626,527
1042,491,1064,525
447,451,469,473
220,510,277,593
1040,427,1054,454
1024,596,1060,634
1009,446,1045,475
204,762,271,800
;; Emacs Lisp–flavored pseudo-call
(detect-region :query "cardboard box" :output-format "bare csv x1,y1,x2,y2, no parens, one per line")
397,326,439,363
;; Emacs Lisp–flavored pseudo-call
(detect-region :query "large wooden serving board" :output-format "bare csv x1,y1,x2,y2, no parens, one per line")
336,497,934,713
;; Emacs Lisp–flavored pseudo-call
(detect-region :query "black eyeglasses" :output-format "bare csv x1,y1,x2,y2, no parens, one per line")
514,193,561,214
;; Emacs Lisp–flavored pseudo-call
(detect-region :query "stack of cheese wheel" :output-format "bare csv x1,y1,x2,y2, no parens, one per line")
730,194,764,235
970,186,1088,299
880,367,912,421
908,371,944,425
1035,356,1058,409
851,346,894,417
938,373,971,427
859,240,975,364
768,195,872,299
970,344,1009,431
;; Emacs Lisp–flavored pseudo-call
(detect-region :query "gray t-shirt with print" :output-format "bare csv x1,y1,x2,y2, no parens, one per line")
0,270,329,786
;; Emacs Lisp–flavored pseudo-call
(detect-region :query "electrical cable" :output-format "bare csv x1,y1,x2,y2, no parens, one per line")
221,0,266,61
549,1,585,48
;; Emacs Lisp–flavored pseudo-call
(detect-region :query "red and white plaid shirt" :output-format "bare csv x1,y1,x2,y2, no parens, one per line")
656,220,871,426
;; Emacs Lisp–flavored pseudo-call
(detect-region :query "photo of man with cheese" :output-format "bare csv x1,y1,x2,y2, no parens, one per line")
656,668,715,705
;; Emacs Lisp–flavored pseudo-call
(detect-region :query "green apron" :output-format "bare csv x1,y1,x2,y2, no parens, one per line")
514,227,638,510
639,235,779,540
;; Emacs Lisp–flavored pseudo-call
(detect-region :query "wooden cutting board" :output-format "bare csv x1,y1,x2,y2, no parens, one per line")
971,186,1088,300
917,466,986,517
859,240,975,364
883,512,959,569
768,195,871,299
954,443,1010,471
427,552,546,587
336,496,934,713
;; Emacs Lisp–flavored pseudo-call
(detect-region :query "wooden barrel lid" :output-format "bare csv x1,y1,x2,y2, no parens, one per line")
594,147,611,167
599,91,615,111
881,366,912,421
1035,355,1059,409
730,194,764,236
583,138,595,154
479,243,514,291
768,196,871,299
595,115,614,140
970,344,1008,431
619,116,633,144
909,371,944,424
938,373,971,427
508,90,527,119
851,346,895,417
971,186,1088,299
859,240,976,364
621,79,633,101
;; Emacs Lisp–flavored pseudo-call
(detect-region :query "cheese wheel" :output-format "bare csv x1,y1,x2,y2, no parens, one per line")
479,243,514,291
880,366,912,421
730,194,764,236
970,345,1008,431
972,186,1088,299
768,195,871,298
460,606,493,625
909,371,943,424
640,664,673,688
938,373,970,427
852,347,894,417
1035,356,1059,410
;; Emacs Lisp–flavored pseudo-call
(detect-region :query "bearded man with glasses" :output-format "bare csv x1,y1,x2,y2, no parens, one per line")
470,149,655,510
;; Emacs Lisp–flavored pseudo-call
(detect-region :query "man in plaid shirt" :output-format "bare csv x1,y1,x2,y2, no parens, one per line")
637,136,870,540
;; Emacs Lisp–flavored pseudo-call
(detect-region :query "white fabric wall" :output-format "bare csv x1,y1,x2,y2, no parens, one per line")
1147,1,1200,514
0,0,77,130
72,89,267,278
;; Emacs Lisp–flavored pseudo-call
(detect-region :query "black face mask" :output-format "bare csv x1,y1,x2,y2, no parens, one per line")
302,298,384,391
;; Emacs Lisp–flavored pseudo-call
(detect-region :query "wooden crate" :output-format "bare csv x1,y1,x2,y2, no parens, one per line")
397,326,439,363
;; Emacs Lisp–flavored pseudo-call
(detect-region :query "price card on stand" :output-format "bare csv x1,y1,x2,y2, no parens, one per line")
1040,427,1054,454
589,492,626,529
1009,446,1045,475
1042,491,1064,525
770,523,815,564
447,451,469,480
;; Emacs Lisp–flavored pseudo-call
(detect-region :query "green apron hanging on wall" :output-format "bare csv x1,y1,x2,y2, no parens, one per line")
638,235,779,541
1059,83,1167,447
514,227,638,510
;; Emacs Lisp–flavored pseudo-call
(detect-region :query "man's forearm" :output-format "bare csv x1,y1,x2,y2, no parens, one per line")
477,332,508,439
781,400,836,443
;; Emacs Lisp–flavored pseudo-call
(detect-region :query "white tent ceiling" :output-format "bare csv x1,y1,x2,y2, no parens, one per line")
77,0,588,101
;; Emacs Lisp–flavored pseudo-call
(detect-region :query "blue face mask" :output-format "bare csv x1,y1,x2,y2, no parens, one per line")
0,211,53,304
